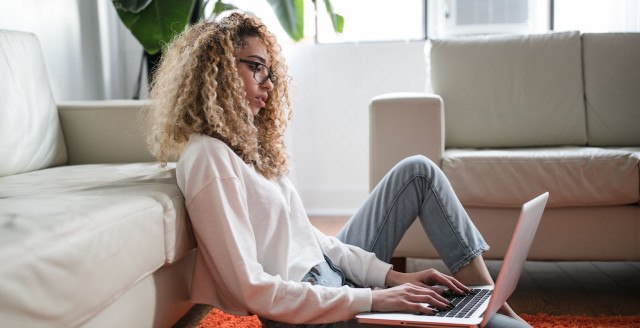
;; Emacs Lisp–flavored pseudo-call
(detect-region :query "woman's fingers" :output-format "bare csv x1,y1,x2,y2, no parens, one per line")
404,284,452,310
407,293,451,310
440,277,469,295
414,303,441,315
413,281,461,300
426,270,472,295
449,275,473,294
371,283,455,314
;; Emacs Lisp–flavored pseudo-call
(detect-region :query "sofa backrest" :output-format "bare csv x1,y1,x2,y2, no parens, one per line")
0,29,67,177
430,31,587,148
582,33,640,146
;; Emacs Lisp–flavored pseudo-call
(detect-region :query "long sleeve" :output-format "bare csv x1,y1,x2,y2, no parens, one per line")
177,135,374,324
187,177,371,323
312,227,392,289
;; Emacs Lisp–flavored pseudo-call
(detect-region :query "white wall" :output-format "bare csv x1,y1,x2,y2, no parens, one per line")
96,0,148,100
1,0,99,101
0,0,143,101
285,41,428,215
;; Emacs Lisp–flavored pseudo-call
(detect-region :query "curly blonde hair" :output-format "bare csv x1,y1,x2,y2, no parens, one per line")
143,13,292,179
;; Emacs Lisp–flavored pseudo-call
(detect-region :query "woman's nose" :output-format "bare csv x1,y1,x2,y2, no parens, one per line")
261,78,274,91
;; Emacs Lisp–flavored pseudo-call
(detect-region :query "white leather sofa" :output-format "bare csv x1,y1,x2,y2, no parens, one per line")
370,31,640,262
0,30,197,327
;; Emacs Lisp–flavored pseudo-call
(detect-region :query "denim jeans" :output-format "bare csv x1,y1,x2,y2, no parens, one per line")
260,156,530,328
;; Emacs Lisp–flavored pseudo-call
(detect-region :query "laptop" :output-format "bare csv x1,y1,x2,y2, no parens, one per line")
356,192,549,328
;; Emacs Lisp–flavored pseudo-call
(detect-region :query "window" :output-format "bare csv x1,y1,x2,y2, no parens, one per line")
315,0,639,43
428,0,550,37
215,0,639,44
316,0,426,43
553,0,640,32
316,0,551,42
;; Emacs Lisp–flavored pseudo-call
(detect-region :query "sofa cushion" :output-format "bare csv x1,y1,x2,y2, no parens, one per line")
613,147,640,180
442,147,639,208
0,29,67,177
430,31,587,148
0,162,193,263
0,163,194,327
583,33,640,146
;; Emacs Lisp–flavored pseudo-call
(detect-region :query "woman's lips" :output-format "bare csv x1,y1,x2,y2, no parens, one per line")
256,96,266,108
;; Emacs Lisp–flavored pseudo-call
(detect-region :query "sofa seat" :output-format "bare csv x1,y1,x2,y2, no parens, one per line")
0,163,194,327
442,147,640,208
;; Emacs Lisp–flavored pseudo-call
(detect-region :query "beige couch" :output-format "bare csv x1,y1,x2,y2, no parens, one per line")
370,31,640,262
0,30,196,327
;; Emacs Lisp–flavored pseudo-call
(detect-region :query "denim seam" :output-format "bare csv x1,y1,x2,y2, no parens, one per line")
449,245,489,274
368,175,420,259
423,174,489,273
422,174,474,257
323,255,346,286
369,172,480,273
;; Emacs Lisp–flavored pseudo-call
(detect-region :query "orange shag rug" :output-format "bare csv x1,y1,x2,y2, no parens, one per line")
198,309,640,328
519,313,640,327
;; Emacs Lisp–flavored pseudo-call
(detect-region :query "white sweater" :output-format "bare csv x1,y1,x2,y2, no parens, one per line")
175,134,392,324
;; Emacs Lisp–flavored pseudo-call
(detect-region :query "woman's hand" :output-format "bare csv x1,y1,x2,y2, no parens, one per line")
371,283,452,314
370,268,473,314
386,268,472,296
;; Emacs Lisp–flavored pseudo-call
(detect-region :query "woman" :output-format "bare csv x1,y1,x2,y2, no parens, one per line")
144,13,530,328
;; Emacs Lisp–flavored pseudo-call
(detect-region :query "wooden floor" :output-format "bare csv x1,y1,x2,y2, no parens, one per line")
173,260,640,327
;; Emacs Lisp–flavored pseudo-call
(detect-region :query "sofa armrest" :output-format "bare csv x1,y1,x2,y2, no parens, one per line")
57,100,156,165
369,93,444,191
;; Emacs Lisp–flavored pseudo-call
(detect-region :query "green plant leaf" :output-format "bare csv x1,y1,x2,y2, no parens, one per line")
115,0,197,55
198,0,209,20
267,0,304,41
322,0,343,33
112,0,152,13
212,0,239,17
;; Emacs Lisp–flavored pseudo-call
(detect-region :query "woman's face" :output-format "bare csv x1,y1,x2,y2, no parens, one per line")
236,36,274,116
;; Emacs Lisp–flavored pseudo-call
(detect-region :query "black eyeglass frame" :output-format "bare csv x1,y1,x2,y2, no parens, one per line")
238,59,278,85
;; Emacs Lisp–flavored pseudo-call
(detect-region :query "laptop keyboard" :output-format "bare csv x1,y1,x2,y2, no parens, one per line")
432,288,492,318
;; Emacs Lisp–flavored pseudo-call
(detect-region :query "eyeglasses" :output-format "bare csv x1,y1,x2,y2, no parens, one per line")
238,59,278,85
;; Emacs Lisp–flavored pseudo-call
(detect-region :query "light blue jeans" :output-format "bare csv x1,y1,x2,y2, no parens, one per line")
260,156,530,328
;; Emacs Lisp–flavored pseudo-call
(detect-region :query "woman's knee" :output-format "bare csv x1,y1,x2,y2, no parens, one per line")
395,155,440,177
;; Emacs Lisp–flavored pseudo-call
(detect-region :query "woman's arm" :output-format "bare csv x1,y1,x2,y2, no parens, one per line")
311,226,392,288
187,177,372,324
311,227,470,314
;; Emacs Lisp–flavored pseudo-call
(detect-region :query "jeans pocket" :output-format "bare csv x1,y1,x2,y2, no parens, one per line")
302,266,321,285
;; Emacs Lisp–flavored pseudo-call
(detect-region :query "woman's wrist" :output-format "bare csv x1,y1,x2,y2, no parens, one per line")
384,269,403,287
